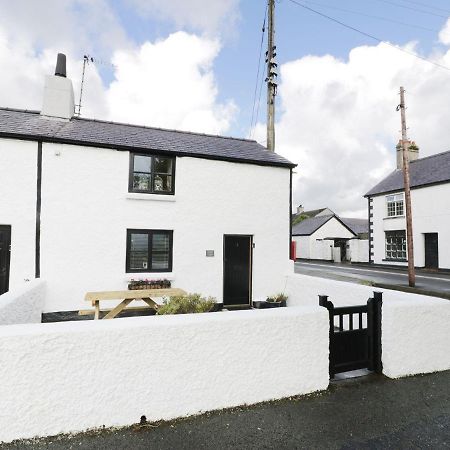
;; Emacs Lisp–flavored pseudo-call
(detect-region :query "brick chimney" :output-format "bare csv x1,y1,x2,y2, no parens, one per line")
396,140,419,170
41,53,75,120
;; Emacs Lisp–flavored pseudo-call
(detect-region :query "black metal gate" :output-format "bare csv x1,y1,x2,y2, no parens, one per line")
319,292,382,378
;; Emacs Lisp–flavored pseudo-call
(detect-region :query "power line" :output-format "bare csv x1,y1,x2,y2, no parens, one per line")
302,0,445,35
400,0,450,14
249,4,268,138
287,0,450,73
370,0,447,19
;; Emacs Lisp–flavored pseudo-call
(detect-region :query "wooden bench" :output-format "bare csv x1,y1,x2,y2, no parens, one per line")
81,288,187,320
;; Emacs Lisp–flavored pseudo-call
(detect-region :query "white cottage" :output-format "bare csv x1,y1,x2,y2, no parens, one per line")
0,54,295,313
365,141,450,270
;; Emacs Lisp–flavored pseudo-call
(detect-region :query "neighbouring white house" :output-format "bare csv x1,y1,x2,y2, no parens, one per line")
365,140,450,270
0,54,296,313
291,207,368,263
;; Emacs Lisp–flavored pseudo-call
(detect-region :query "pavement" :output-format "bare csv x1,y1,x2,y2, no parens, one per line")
294,260,450,298
2,371,449,449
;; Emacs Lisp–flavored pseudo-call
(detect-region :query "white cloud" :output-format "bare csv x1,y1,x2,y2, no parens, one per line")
106,32,236,134
439,18,450,46
254,37,450,217
128,0,240,35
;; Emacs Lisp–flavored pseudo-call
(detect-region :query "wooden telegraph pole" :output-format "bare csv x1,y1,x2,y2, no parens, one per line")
398,87,416,287
266,0,277,151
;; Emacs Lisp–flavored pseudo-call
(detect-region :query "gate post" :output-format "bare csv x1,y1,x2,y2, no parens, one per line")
367,292,383,373
319,295,334,378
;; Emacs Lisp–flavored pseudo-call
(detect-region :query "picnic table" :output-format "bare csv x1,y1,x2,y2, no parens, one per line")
80,288,187,320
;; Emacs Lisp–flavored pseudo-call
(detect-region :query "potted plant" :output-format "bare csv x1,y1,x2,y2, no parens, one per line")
253,293,288,309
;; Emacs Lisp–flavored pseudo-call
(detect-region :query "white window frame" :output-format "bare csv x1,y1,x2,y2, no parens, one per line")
386,193,404,218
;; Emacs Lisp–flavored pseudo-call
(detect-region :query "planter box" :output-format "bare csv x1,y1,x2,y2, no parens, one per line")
253,300,286,309
128,281,171,290
210,303,224,312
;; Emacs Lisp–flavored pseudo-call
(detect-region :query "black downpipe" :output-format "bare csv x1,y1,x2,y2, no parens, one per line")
35,141,42,278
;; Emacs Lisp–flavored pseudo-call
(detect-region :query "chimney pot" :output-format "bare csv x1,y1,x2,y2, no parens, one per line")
396,139,419,169
55,53,67,78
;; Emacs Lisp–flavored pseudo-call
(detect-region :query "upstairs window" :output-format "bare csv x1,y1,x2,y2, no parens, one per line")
126,229,173,273
386,193,404,217
385,230,406,260
129,153,175,194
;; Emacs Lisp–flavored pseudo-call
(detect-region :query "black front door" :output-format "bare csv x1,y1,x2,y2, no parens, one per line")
223,235,252,307
0,225,11,295
424,233,439,269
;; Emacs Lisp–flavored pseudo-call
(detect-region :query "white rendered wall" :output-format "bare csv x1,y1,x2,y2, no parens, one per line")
39,143,291,311
284,273,450,377
348,239,369,263
0,279,45,325
0,139,37,289
371,184,450,268
0,307,329,443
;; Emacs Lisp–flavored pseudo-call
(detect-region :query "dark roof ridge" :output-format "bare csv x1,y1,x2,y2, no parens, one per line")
410,149,450,164
75,116,259,144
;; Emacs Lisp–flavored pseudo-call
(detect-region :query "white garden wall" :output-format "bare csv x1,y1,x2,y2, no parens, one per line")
348,239,369,263
284,273,450,378
0,306,329,443
0,279,45,325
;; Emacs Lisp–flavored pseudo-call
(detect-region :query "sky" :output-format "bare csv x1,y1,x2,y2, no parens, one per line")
1,0,450,217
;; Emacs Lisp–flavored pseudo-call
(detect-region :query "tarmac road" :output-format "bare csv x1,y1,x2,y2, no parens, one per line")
2,371,449,449
295,260,450,296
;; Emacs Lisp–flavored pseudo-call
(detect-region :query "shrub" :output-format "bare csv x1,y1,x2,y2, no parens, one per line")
156,293,216,315
266,293,288,303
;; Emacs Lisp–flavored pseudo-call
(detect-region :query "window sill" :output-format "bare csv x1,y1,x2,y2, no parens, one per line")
383,215,405,220
382,259,407,262
126,193,176,202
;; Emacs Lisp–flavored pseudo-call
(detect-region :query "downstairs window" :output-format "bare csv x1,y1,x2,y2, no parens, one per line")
126,229,173,273
385,230,406,260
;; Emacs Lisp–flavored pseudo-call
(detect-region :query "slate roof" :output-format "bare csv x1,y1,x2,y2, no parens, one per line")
0,107,295,168
340,217,368,235
292,214,335,236
365,150,450,197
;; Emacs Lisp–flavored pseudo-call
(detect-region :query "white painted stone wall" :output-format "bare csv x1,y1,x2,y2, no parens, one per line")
348,239,369,263
0,139,37,290
371,183,450,268
0,279,45,325
2,138,292,312
0,307,329,443
284,273,450,378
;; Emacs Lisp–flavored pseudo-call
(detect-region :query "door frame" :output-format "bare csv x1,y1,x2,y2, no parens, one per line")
0,225,11,295
222,234,253,308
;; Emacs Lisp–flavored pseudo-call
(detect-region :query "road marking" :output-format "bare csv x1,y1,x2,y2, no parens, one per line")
295,262,450,282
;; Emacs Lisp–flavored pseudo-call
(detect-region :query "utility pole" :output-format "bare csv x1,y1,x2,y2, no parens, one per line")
266,0,277,152
398,86,416,287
